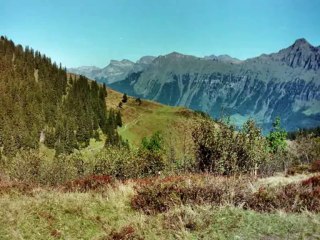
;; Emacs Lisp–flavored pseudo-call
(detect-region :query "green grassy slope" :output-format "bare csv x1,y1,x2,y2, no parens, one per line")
37,85,200,160
106,88,200,158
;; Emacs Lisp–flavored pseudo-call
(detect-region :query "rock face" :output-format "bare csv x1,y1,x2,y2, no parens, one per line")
268,38,320,70
94,59,135,84
110,39,320,132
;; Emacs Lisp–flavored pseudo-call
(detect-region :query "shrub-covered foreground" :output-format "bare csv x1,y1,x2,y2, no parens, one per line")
1,175,320,239
131,174,320,214
0,145,169,186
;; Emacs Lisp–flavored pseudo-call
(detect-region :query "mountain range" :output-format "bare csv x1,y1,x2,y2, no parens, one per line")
68,38,320,132
68,56,156,84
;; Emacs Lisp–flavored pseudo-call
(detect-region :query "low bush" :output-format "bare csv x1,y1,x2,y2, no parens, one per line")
131,174,249,214
162,206,212,232
131,174,320,214
286,160,320,176
302,175,320,187
64,175,113,192
0,145,169,186
0,150,83,185
310,160,320,172
192,119,268,175
0,178,35,195
287,164,310,175
292,135,320,163
247,175,320,212
107,225,141,240
92,147,167,179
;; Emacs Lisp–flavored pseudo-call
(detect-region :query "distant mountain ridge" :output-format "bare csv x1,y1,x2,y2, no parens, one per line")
68,56,156,84
107,38,320,132
204,54,242,64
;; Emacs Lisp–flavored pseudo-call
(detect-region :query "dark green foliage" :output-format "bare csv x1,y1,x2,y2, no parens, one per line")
287,126,320,140
116,111,122,127
105,109,126,148
267,117,287,153
139,131,166,175
135,97,142,105
122,93,128,103
0,37,112,155
141,131,163,152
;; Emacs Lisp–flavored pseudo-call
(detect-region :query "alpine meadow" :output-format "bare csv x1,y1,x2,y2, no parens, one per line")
1,1,320,239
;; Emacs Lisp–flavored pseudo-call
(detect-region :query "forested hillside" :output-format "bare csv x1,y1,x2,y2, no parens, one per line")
0,37,119,156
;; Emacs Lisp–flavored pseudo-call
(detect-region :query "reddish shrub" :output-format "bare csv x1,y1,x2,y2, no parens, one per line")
64,175,113,192
131,174,320,214
310,160,320,172
302,175,320,187
246,187,277,212
131,174,249,214
287,164,310,175
108,225,139,240
0,179,35,195
246,175,320,212
50,229,62,238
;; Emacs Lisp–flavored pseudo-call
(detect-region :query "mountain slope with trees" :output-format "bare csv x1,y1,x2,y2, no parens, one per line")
0,36,121,156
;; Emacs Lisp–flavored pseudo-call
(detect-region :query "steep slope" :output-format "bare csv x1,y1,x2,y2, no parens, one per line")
110,39,320,132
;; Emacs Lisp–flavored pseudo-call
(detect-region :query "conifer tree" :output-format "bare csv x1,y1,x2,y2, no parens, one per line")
122,93,128,103
116,111,122,127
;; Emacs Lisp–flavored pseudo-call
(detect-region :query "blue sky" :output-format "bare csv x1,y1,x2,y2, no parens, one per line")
1,0,320,68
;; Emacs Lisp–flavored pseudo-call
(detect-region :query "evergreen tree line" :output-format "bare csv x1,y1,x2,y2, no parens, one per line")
0,36,122,156
287,126,320,140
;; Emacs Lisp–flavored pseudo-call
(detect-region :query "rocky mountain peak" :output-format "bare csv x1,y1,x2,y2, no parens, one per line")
136,56,156,65
166,52,186,58
292,38,309,46
266,38,320,70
